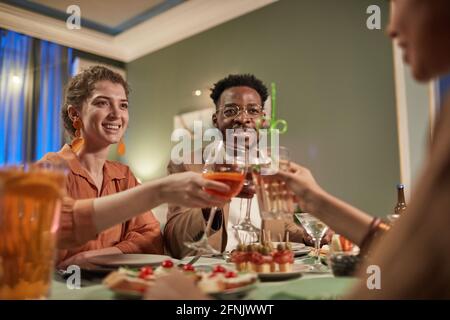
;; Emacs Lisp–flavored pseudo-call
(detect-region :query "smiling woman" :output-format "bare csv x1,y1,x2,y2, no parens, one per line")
61,66,129,150
38,66,232,270
40,66,160,268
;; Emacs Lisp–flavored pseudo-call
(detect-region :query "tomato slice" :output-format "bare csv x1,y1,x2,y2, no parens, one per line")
225,271,237,278
162,260,174,268
183,264,195,272
139,266,153,279
339,236,353,252
212,265,226,273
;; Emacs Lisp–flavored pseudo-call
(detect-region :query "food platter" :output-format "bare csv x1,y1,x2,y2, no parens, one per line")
103,260,258,300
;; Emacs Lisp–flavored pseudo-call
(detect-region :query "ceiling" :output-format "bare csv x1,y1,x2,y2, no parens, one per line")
0,0,278,62
2,0,185,35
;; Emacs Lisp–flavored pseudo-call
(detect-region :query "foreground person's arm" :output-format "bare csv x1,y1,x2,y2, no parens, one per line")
348,100,450,299
347,164,450,299
58,172,230,249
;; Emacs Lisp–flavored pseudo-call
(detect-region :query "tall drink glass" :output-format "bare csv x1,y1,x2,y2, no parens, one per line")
253,146,294,220
0,162,66,299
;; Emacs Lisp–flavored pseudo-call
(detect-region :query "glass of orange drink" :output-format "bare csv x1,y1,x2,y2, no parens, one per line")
184,141,246,255
0,162,66,299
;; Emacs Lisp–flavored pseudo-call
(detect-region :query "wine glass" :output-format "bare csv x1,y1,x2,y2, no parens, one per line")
184,140,246,255
232,197,260,243
295,213,329,272
231,131,260,241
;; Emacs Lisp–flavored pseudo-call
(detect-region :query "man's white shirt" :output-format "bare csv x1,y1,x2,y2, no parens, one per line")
225,197,261,252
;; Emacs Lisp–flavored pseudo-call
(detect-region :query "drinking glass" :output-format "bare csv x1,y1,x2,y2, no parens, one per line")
295,213,329,272
253,146,294,220
0,162,66,299
231,131,260,240
184,141,246,255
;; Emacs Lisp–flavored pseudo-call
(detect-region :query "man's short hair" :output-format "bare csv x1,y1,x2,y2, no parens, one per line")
210,74,269,108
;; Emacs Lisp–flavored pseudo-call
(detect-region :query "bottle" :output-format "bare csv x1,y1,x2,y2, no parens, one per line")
388,184,407,224
394,184,407,215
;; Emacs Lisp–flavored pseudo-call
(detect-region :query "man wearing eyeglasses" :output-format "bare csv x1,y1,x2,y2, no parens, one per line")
164,74,322,259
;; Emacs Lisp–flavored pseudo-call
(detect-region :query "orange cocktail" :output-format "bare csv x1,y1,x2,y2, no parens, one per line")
202,172,245,199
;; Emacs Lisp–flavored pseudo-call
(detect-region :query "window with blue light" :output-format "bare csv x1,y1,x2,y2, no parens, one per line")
0,29,72,165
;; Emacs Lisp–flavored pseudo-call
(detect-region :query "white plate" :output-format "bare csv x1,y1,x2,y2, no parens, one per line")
270,242,311,256
256,241,305,250
257,264,309,282
88,254,179,268
251,242,310,254
294,247,312,257
271,242,305,251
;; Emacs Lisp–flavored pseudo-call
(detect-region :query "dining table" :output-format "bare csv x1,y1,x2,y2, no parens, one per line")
49,253,357,300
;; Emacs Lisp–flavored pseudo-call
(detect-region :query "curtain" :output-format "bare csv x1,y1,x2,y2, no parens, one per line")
35,41,72,160
0,30,32,165
0,29,72,165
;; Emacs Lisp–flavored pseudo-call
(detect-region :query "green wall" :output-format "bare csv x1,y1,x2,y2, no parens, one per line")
125,0,400,217
404,69,430,185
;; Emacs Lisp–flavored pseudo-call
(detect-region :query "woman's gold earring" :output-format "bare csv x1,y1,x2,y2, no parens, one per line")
71,118,84,152
117,138,126,156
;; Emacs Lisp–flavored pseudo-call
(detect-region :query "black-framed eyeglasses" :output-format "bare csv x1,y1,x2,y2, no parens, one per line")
217,103,263,119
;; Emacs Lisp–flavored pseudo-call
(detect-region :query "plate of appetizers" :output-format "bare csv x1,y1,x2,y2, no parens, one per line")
103,260,258,300
201,265,258,300
229,242,308,281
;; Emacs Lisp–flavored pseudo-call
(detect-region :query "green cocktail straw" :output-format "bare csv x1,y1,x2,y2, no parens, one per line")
269,82,288,134
271,82,277,126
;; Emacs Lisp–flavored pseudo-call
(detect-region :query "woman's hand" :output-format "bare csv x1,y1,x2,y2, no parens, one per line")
159,172,231,208
276,162,324,213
